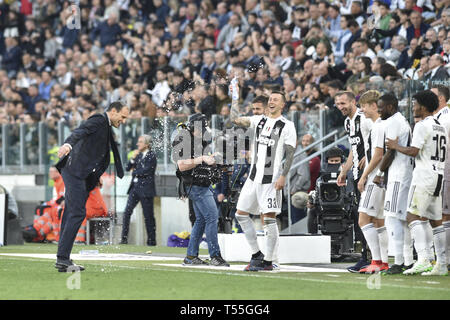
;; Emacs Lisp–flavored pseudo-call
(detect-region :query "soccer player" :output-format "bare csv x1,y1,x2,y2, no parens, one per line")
230,85,297,271
375,93,415,275
431,85,450,270
386,90,448,276
356,90,389,273
335,91,373,272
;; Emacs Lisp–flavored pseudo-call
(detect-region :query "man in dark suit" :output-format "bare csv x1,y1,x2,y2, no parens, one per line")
120,134,157,246
55,101,129,272
427,54,450,84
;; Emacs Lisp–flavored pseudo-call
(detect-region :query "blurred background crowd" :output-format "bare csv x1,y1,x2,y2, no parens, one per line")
0,0,449,131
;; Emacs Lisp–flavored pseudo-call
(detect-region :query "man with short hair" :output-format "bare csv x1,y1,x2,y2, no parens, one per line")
386,90,448,276
231,85,297,271
55,101,129,272
121,135,157,246
335,90,373,272
431,85,450,270
356,90,389,273
427,54,449,83
375,93,415,275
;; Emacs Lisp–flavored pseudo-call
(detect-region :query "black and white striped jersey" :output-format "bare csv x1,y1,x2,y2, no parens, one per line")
248,115,297,184
344,109,372,180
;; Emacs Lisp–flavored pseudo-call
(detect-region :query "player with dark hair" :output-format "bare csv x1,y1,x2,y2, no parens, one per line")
375,93,415,275
386,90,448,276
335,90,373,272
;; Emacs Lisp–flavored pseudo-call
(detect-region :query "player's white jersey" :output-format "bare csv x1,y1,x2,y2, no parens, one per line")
411,116,447,195
248,115,297,184
435,106,450,181
344,109,372,180
384,112,414,182
435,106,450,133
364,117,385,180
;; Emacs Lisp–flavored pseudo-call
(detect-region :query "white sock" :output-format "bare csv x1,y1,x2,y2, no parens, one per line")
263,217,278,262
235,213,260,254
409,220,428,262
386,216,404,265
361,223,381,261
432,225,447,265
402,220,414,266
442,220,450,264
422,220,435,261
377,226,389,263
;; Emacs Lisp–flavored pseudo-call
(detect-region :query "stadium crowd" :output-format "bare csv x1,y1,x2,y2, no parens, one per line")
0,0,449,131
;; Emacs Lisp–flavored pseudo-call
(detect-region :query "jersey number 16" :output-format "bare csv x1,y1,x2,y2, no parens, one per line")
431,134,447,162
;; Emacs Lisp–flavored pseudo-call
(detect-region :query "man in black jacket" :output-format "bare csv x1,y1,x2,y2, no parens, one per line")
55,101,129,272
120,134,157,246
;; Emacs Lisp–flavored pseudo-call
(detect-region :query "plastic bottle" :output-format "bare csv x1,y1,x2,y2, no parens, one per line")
230,76,239,101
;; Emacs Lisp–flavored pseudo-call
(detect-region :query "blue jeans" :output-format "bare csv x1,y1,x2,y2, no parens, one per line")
187,185,221,257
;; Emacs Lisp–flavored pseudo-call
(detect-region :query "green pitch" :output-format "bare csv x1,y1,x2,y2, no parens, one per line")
0,244,449,300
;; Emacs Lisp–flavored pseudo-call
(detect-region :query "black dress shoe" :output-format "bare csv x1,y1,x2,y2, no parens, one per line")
55,259,85,272
147,240,156,246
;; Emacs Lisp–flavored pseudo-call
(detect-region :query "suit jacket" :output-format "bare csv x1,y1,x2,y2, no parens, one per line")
56,113,122,191
429,66,450,82
126,151,157,197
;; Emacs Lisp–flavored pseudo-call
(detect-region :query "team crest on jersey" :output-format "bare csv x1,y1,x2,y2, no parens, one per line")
273,127,280,135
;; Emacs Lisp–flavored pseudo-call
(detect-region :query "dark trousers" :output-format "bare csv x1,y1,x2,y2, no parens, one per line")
57,169,89,261
121,189,156,244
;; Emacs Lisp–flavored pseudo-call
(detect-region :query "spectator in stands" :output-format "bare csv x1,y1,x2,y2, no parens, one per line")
301,134,321,194
406,10,430,43
89,12,121,48
2,35,22,77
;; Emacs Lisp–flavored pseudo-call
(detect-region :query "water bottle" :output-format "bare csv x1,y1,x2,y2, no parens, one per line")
230,77,239,101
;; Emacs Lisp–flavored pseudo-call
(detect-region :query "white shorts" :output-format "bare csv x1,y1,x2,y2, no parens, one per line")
236,178,282,215
384,180,410,221
407,185,442,221
442,180,450,215
358,183,385,219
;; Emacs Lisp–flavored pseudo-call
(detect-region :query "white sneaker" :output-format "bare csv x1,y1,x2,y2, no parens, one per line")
403,260,433,275
421,263,448,276
272,263,280,270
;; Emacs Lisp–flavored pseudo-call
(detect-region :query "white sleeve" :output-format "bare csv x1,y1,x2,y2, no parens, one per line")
362,117,373,141
283,122,297,148
249,115,263,129
385,118,399,140
375,122,385,149
410,121,427,150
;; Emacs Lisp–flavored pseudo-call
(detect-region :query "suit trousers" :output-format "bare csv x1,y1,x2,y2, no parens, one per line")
57,169,90,261
121,189,156,243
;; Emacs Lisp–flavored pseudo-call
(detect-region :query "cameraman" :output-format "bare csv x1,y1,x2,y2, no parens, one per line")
306,147,344,234
172,113,229,267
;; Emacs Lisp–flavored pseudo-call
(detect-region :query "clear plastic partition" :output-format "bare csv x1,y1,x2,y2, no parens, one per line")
22,122,39,165
4,123,20,166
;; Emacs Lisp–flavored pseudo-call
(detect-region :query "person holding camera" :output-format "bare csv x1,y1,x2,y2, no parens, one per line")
335,90,373,272
355,90,389,274
306,147,344,234
172,113,229,267
230,84,297,272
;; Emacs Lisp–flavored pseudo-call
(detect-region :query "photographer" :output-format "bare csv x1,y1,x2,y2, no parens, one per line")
306,147,344,234
172,113,230,267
